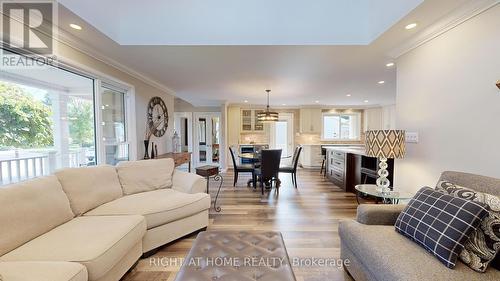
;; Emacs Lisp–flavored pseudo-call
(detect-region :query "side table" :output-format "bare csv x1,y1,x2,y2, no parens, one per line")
195,165,223,212
355,184,414,204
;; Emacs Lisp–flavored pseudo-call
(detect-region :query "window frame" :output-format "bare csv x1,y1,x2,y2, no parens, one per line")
58,57,137,163
321,112,361,141
0,47,137,166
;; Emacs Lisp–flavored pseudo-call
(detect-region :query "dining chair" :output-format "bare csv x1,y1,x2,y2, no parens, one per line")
254,149,282,194
279,146,303,188
229,146,254,186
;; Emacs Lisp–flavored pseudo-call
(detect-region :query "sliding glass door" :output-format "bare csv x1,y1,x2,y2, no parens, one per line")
0,53,96,185
101,85,129,165
1,50,134,185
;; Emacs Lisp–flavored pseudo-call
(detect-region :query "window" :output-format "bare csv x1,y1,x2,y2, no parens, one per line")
0,50,134,185
321,113,361,140
101,85,129,165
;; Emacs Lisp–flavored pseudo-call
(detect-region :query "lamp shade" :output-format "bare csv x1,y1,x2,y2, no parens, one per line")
365,130,406,159
257,111,279,122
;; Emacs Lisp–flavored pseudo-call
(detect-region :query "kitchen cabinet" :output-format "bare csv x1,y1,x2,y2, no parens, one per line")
364,108,382,131
299,144,322,168
241,109,265,132
300,108,322,133
364,105,396,131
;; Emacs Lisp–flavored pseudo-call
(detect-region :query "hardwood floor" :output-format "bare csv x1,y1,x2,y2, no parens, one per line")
123,168,357,281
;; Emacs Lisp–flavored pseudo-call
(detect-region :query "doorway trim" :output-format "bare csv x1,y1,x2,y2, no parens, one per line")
270,112,294,158
173,112,193,153
193,112,222,167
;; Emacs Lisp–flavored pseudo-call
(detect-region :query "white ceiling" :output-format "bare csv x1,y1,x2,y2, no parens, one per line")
58,0,423,45
56,0,472,106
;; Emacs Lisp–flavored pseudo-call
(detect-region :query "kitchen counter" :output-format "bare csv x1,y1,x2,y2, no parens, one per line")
323,146,367,156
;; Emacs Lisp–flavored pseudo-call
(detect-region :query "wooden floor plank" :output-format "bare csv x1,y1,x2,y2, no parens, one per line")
123,169,356,281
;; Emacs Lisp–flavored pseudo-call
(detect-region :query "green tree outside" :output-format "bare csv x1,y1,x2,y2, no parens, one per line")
67,97,94,147
0,82,53,148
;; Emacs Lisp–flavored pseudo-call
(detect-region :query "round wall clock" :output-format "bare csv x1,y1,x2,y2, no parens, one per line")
147,96,169,137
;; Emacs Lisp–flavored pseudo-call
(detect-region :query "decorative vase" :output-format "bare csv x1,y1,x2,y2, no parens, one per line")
143,140,150,159
172,131,180,153
151,142,155,159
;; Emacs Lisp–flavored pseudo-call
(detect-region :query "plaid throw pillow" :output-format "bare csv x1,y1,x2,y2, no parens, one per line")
436,181,500,272
395,187,488,268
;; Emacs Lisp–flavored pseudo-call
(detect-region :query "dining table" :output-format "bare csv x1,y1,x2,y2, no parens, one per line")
238,152,291,187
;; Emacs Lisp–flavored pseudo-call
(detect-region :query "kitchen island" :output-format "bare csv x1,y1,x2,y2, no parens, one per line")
323,146,394,193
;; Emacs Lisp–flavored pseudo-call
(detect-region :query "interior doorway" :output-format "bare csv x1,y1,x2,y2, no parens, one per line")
270,113,294,165
173,112,193,153
193,112,221,167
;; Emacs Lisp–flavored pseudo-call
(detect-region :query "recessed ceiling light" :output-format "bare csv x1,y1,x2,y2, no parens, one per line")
386,62,395,67
69,23,82,30
315,100,319,103
364,100,369,103
346,94,352,97
244,100,248,103
378,80,385,84
405,23,417,30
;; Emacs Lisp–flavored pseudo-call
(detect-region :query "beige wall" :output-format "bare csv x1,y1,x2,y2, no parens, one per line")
54,41,175,160
394,5,500,192
174,98,221,113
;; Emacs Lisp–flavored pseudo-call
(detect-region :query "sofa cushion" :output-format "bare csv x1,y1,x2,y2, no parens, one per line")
55,166,123,215
116,158,175,195
339,221,500,281
84,189,211,229
0,261,87,281
395,187,488,268
0,176,74,256
1,215,146,281
436,180,500,272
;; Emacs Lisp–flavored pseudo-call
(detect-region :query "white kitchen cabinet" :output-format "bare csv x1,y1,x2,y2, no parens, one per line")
240,109,265,132
299,144,323,168
300,108,322,133
381,105,396,129
363,106,396,131
364,108,382,131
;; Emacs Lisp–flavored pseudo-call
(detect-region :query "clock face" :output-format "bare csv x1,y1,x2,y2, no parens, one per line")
147,96,169,137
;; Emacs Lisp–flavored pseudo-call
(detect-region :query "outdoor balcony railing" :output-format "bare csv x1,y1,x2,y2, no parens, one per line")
0,149,93,186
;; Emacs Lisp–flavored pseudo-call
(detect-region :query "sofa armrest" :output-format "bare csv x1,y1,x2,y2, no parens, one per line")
356,204,406,225
172,170,207,194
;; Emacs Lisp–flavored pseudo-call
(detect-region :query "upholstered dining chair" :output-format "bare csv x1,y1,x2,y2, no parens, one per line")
229,146,254,186
254,149,282,194
279,146,302,188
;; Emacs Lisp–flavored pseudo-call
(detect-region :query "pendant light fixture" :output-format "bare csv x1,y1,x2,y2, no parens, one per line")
257,89,279,122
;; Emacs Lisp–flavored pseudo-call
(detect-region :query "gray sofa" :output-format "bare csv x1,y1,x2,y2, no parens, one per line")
339,171,500,281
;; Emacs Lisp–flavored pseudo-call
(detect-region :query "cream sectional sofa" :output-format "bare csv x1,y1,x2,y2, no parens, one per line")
0,158,209,281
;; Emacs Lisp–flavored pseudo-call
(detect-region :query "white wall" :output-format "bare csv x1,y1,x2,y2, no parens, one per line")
394,5,500,192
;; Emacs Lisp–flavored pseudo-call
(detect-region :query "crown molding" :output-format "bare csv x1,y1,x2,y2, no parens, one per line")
55,29,177,96
388,0,499,58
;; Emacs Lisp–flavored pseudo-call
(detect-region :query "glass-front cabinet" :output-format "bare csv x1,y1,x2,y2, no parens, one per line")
240,109,265,132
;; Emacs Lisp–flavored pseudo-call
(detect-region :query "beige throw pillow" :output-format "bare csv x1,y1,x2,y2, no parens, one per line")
55,165,123,216
116,158,175,195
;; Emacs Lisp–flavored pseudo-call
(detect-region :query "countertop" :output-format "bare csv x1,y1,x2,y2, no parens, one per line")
323,146,367,156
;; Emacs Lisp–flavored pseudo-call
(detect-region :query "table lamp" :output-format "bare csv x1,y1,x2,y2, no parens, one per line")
365,130,406,193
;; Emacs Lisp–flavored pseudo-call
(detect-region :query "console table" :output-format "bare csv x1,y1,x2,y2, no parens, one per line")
156,152,192,172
